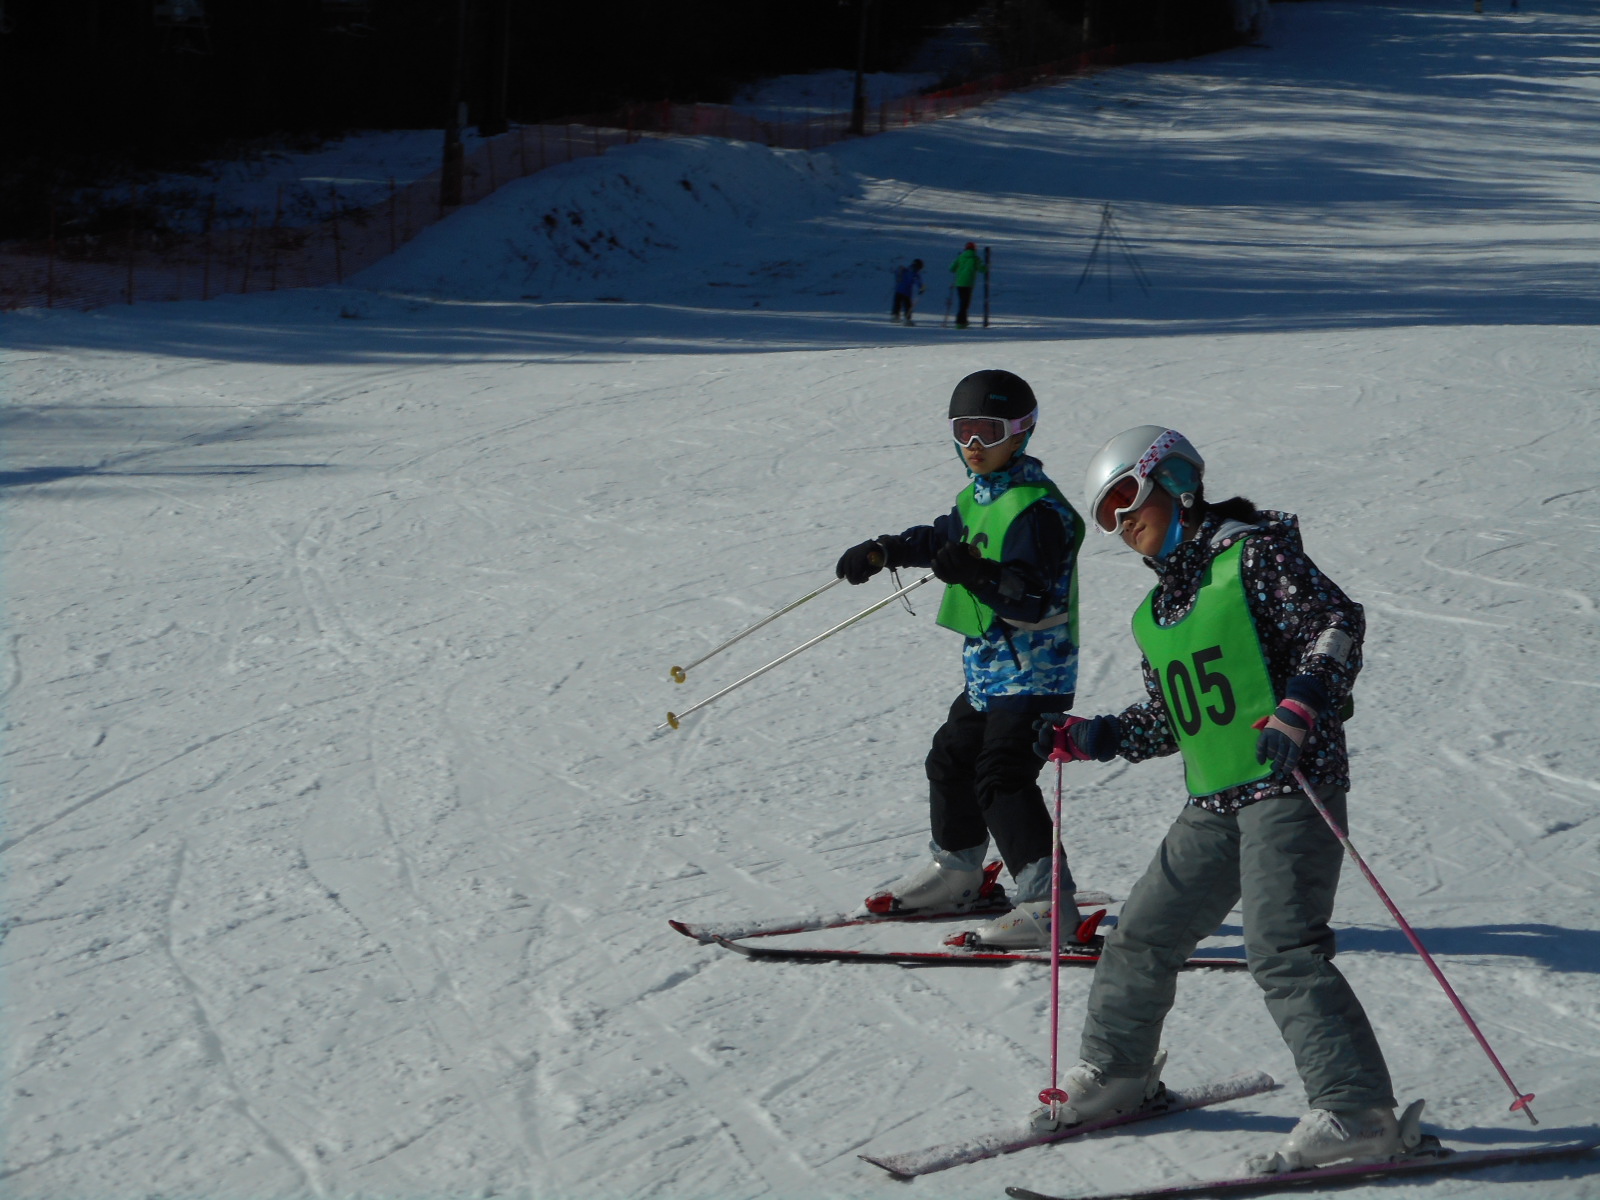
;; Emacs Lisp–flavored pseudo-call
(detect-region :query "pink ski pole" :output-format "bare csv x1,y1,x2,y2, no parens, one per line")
1038,759,1069,1117
1291,765,1537,1124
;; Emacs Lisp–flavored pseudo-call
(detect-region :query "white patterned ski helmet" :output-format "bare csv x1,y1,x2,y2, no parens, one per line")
1085,426,1204,535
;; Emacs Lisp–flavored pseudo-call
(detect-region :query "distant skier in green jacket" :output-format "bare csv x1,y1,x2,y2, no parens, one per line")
950,241,987,328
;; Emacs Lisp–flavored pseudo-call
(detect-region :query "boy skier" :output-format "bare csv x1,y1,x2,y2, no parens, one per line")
891,259,925,324
949,241,987,328
1034,426,1407,1172
835,369,1085,948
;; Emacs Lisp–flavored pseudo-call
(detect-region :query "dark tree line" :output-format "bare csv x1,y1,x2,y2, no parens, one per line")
0,0,1249,239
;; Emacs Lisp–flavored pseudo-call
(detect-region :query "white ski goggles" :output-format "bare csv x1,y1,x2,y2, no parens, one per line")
950,408,1036,448
1090,429,1196,532
1092,471,1157,533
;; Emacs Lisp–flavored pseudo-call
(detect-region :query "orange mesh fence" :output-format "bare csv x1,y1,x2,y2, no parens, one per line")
0,48,1120,312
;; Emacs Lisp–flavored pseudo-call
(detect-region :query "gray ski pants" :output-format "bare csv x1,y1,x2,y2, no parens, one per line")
1079,788,1396,1112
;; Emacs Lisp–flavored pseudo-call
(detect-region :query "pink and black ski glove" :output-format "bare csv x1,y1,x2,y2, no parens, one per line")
1254,698,1317,776
1032,714,1121,763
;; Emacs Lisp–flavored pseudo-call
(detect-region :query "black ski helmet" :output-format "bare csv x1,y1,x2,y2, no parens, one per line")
948,369,1037,422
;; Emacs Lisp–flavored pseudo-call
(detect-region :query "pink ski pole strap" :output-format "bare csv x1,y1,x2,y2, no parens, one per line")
1276,697,1317,726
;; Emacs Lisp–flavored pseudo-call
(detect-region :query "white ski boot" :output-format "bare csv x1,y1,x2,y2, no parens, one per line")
865,859,984,914
961,900,1087,950
1030,1049,1169,1132
1243,1099,1424,1175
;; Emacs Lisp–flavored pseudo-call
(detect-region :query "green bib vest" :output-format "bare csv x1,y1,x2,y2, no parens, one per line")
935,481,1079,641
1130,539,1277,797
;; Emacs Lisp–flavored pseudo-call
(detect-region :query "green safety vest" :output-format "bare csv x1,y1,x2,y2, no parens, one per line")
935,481,1080,641
1130,539,1277,798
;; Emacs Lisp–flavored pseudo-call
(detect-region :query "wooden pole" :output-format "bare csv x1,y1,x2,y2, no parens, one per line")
200,192,214,302
46,203,56,308
241,208,258,294
269,184,282,292
439,0,468,209
330,184,344,284
126,189,140,305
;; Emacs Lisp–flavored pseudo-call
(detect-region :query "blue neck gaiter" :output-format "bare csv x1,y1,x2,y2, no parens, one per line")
1156,507,1186,561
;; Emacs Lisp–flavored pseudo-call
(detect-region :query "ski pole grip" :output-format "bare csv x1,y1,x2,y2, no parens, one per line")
1049,716,1091,763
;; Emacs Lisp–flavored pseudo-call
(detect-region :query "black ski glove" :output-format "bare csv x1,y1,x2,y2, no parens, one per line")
1032,713,1122,762
836,539,884,584
932,540,1000,589
837,535,910,584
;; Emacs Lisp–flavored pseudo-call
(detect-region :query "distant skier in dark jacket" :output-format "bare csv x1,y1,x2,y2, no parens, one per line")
891,259,925,324
1032,426,1409,1176
835,370,1086,949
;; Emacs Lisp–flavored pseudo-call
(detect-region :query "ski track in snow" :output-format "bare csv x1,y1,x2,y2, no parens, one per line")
4,2,1600,1198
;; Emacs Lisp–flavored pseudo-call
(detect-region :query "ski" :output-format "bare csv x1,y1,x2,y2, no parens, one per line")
1003,1136,1599,1199
710,934,1246,971
860,1070,1278,1178
669,878,1115,945
669,905,1010,945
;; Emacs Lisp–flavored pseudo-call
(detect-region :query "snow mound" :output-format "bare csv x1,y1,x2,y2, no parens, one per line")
355,135,850,301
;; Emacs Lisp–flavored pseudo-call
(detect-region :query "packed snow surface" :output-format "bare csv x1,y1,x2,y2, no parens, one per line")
3,3,1599,1199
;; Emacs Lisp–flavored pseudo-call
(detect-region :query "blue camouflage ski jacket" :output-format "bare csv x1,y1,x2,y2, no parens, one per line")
889,454,1081,711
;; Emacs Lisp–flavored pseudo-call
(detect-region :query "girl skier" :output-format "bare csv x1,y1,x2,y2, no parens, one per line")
1034,425,1412,1174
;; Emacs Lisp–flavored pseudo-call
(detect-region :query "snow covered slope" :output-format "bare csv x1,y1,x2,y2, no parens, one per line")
2,3,1598,1199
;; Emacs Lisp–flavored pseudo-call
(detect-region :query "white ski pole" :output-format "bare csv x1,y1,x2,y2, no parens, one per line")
669,575,843,683
659,573,933,731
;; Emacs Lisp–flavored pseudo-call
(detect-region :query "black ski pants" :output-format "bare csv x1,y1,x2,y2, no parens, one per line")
925,692,1074,888
954,285,974,325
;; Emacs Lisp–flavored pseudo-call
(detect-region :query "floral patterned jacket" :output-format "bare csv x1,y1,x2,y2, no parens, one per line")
1110,507,1364,814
